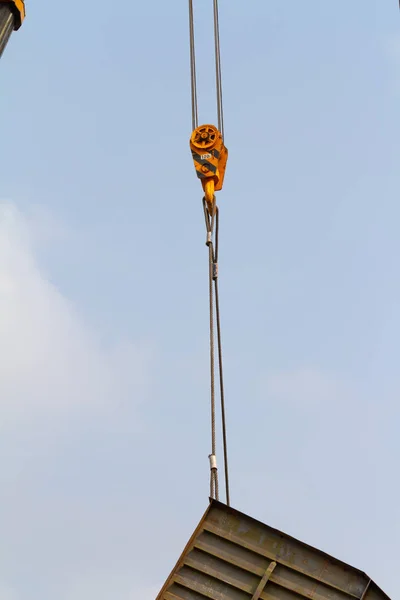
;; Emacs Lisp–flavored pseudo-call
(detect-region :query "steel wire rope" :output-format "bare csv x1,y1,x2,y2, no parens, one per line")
189,0,230,506
203,200,219,502
214,207,230,506
188,0,198,130
213,0,225,138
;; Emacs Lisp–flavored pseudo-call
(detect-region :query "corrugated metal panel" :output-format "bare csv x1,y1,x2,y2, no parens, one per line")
157,500,391,600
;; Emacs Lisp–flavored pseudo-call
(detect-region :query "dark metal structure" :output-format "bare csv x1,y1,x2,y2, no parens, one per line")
157,500,391,600
0,4,14,57
0,1,24,58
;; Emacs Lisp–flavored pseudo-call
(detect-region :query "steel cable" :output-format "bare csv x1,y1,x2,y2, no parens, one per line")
190,0,230,506
203,200,230,506
203,200,219,502
188,0,198,130
214,208,230,506
189,0,225,137
213,0,225,138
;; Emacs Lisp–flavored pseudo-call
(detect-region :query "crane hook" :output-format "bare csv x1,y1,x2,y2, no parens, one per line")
190,124,228,215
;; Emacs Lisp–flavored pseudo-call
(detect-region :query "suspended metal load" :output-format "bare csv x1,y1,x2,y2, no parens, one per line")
157,500,391,600
0,0,25,58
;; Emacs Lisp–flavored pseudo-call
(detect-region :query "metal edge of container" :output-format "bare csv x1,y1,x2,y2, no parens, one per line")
156,502,213,600
156,499,391,600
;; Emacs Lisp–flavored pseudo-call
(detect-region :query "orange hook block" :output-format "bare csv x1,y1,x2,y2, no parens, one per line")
0,0,25,29
190,124,228,214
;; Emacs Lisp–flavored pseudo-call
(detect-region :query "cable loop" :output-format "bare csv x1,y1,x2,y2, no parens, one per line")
202,198,230,506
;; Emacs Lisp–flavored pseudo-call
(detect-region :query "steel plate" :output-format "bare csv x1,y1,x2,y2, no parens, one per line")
156,500,390,600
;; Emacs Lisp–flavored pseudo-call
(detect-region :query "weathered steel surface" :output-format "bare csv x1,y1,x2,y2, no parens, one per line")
0,5,14,58
156,500,391,600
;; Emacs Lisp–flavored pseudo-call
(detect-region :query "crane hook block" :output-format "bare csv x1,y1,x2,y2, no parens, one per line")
0,0,25,29
190,124,228,214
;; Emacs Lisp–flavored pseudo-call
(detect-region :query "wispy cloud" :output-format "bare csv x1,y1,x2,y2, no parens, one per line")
382,33,400,92
0,583,19,600
64,577,161,600
265,366,351,409
0,201,151,429
0,202,159,598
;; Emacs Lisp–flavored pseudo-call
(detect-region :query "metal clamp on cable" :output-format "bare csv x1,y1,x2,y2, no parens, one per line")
206,231,212,246
209,454,218,471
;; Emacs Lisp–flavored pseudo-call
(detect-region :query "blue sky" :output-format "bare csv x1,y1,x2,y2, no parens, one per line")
0,1,399,598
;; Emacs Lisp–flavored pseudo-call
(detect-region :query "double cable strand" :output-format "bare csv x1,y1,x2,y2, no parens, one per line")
188,0,225,136
204,201,219,502
189,0,230,506
188,0,198,130
203,200,230,506
213,0,224,138
213,208,230,507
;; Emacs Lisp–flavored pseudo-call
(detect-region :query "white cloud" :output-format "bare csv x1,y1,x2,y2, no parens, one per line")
0,201,161,599
384,33,400,63
0,584,18,600
64,577,160,600
383,33,400,93
0,201,151,428
265,366,350,409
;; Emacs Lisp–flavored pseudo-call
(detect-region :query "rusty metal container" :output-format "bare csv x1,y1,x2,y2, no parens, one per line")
157,500,390,600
